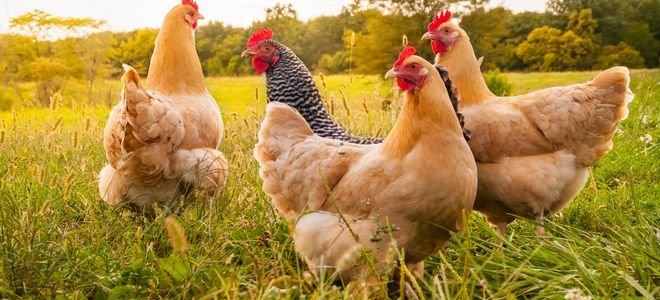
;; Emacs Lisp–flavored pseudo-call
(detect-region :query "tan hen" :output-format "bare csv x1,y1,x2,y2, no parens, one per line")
254,47,477,281
422,10,633,236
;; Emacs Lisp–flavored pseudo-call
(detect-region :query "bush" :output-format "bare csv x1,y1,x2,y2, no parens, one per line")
0,88,15,111
316,51,350,74
484,69,512,96
595,42,645,69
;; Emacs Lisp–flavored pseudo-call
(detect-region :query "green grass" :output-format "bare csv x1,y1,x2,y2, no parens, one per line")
0,70,658,299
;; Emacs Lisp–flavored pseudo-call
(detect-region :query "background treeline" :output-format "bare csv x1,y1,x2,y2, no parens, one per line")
0,0,658,107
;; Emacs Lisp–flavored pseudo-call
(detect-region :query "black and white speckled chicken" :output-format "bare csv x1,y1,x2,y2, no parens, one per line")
242,28,469,144
242,29,382,144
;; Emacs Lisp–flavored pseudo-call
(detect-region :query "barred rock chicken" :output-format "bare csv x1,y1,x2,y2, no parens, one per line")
254,47,477,281
242,28,382,144
98,0,228,211
422,10,634,236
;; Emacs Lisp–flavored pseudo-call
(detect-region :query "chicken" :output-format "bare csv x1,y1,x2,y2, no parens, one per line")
254,47,477,281
422,10,634,236
98,0,228,211
98,65,227,211
147,0,224,149
241,28,382,144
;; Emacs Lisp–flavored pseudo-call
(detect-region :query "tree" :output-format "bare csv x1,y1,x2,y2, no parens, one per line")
565,9,598,69
251,3,305,59
363,0,488,16
516,9,598,71
516,26,594,71
265,3,298,19
595,42,645,69
0,34,36,108
299,14,351,69
196,21,246,75
26,57,73,106
621,22,659,68
459,7,514,70
506,12,567,45
350,10,434,74
74,32,115,103
10,10,104,55
205,32,251,76
9,10,105,106
111,29,158,76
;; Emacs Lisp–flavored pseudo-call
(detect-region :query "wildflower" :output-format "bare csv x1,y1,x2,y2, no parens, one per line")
564,288,592,300
639,133,652,145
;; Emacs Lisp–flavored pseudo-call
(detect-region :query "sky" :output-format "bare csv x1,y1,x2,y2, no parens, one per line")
0,0,547,34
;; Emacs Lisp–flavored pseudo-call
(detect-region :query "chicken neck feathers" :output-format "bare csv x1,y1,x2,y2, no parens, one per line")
263,40,382,144
146,7,207,96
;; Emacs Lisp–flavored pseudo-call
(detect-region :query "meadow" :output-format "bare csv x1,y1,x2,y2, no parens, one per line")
0,70,658,299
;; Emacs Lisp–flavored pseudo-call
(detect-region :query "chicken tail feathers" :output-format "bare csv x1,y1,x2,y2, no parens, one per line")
120,64,185,152
591,66,633,123
573,66,633,166
254,102,314,163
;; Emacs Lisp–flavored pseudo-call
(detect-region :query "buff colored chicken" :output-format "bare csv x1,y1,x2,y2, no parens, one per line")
254,47,477,281
422,10,633,236
98,0,227,211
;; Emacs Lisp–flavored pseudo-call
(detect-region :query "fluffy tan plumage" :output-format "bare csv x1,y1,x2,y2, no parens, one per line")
424,19,633,235
254,54,477,281
98,2,227,211
147,3,223,149
99,65,227,211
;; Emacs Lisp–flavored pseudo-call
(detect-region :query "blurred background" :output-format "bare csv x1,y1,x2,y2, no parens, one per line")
0,0,658,109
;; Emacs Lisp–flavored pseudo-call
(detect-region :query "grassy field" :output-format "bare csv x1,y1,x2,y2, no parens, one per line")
0,70,658,299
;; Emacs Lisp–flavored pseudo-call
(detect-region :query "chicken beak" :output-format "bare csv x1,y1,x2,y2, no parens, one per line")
197,13,205,20
241,49,254,58
384,68,398,79
421,31,435,41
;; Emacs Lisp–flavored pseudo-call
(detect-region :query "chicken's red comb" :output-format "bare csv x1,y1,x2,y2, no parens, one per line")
182,0,199,12
427,9,452,31
394,46,416,68
247,28,273,49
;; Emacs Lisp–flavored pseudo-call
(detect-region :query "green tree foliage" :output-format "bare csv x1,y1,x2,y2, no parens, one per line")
620,22,659,68
505,12,567,45
254,3,305,55
10,10,104,55
317,51,351,74
460,7,515,70
484,69,512,96
9,10,105,106
111,29,158,76
196,21,248,76
565,9,598,69
547,0,660,67
365,0,487,15
74,32,115,103
1,0,658,93
516,9,598,71
350,9,434,74
595,42,645,69
0,34,36,85
299,15,352,69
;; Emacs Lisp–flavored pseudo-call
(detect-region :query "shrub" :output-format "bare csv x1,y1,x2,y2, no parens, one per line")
595,42,645,69
0,88,15,111
484,69,512,96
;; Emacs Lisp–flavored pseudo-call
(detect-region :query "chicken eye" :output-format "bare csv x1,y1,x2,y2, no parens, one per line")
444,29,450,33
411,64,417,69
